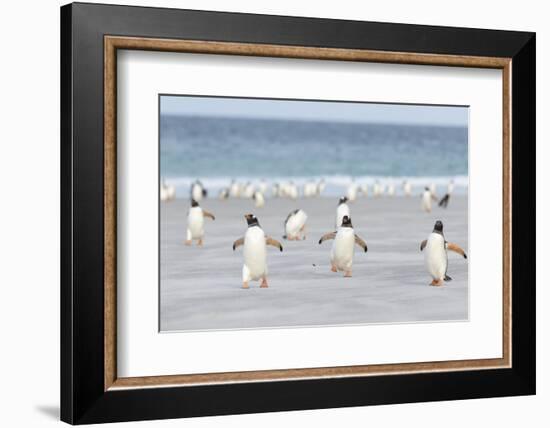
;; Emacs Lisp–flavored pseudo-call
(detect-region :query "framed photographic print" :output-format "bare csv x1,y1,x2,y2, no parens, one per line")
60,2,535,424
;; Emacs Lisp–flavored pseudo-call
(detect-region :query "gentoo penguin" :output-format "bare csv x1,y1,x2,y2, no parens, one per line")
318,215,368,277
283,209,308,241
229,180,241,198
303,181,317,198
185,199,215,246
243,182,255,199
253,191,265,208
429,182,437,198
191,180,206,201
190,180,207,201
258,179,268,195
403,180,412,197
421,187,437,213
160,179,176,201
272,183,281,198
439,179,455,208
438,193,450,208
447,179,455,195
317,179,326,196
346,181,358,202
232,214,283,289
420,220,467,286
373,180,382,198
360,183,369,197
335,196,350,229
218,188,229,200
387,182,395,197
287,181,299,200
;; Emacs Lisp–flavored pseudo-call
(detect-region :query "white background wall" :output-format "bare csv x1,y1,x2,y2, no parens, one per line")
0,0,545,426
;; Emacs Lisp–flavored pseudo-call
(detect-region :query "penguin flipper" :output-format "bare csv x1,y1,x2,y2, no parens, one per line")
203,210,215,220
446,242,467,259
444,275,453,282
232,237,244,251
266,237,283,252
318,232,336,244
354,234,368,252
420,240,427,251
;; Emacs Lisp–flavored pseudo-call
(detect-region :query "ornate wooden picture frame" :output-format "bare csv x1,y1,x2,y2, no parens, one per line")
61,2,535,424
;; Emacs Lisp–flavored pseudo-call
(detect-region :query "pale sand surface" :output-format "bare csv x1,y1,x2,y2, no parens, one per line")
160,195,468,331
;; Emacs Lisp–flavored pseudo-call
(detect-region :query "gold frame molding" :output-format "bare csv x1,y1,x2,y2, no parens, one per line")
104,35,512,391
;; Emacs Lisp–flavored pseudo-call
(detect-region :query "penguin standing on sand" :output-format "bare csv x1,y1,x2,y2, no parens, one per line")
420,220,467,286
319,215,368,277
218,188,229,199
346,181,358,202
373,180,382,198
160,179,176,201
387,182,395,197
253,191,265,208
190,180,207,201
243,182,255,199
229,180,241,198
283,209,308,241
185,199,215,246
335,196,350,228
429,182,437,198
233,214,283,289
403,180,412,197
421,187,438,213
439,179,455,208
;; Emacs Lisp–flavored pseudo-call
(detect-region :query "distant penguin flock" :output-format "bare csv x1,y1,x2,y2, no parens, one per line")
165,178,466,288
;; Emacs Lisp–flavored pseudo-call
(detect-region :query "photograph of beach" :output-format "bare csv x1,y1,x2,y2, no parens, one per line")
159,95,469,332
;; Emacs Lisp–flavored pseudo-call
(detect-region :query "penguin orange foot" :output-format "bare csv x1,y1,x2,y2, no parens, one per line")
260,278,269,288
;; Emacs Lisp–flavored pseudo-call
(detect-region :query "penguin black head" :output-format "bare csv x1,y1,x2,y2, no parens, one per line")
425,187,430,191
433,220,444,233
341,215,353,228
338,196,348,205
190,199,199,207
244,213,260,227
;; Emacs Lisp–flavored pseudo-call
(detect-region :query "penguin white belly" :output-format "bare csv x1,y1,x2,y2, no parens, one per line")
243,227,267,280
346,186,357,202
254,192,265,208
422,192,432,211
424,233,447,280
187,208,204,238
160,186,169,201
166,185,175,200
192,185,203,201
285,211,307,238
336,204,350,228
331,228,355,271
230,183,240,198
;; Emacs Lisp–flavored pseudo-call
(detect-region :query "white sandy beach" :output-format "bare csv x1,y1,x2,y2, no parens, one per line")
160,195,468,331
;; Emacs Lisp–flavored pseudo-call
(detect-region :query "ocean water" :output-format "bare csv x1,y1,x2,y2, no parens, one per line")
160,115,468,196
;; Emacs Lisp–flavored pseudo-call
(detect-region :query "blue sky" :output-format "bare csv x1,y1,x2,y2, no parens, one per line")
160,95,468,127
